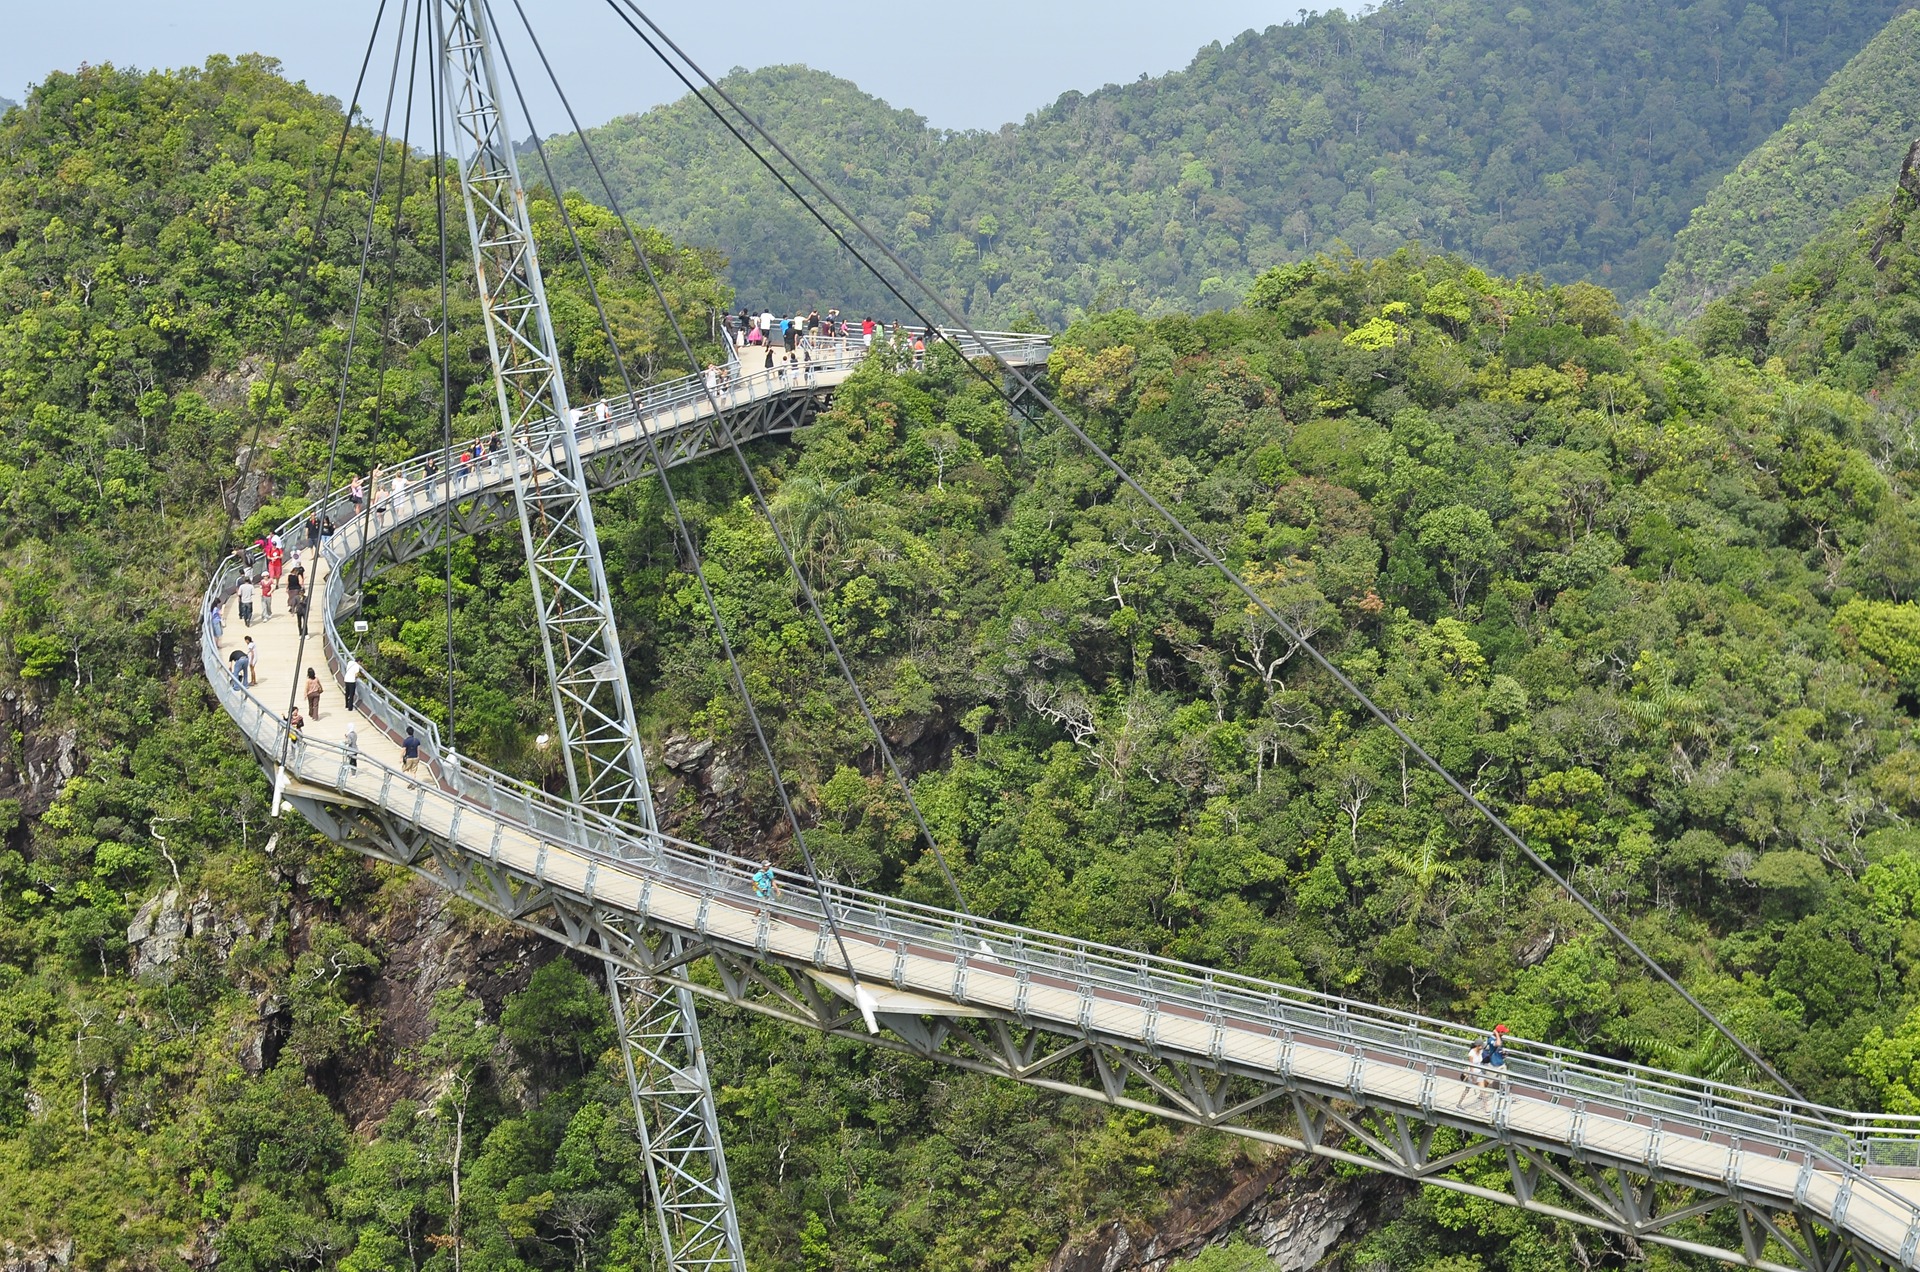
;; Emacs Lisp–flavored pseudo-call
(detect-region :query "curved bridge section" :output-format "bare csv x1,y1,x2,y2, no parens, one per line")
205,338,1920,1271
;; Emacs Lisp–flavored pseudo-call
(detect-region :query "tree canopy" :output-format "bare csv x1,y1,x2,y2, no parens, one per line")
550,0,1907,324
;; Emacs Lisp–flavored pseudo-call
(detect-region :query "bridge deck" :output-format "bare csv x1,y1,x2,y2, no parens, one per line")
203,335,1920,1271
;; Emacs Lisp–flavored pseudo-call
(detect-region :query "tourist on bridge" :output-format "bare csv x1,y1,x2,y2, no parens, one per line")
305,667,324,721
1485,1025,1511,1083
704,363,719,395
207,597,224,647
237,574,256,626
343,720,359,773
349,472,365,517
290,588,309,637
244,636,260,686
343,654,362,713
227,647,249,689
861,316,876,348
402,726,421,774
258,572,274,620
1457,1039,1489,1108
752,860,781,900
305,514,322,558
287,707,305,756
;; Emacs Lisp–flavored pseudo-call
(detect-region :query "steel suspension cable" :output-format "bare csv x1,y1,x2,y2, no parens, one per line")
208,0,392,576
507,0,974,921
349,3,427,610
484,10,873,995
278,0,419,753
603,1,1802,1099
428,11,459,756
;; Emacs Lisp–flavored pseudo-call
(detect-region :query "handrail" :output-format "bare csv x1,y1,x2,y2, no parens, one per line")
202,338,1920,1225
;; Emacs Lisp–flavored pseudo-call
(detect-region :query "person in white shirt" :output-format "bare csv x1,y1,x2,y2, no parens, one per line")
343,655,362,713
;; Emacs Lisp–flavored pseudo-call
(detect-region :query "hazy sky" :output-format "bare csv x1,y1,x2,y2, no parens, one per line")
4,1,1294,133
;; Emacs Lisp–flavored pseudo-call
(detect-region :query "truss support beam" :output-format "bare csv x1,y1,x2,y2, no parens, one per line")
610,946,747,1272
439,0,653,826
436,5,743,1268
281,786,1916,1272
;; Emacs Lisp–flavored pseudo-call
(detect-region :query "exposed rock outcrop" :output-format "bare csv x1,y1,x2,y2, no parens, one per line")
0,1239,74,1272
0,687,79,823
126,889,261,978
1047,1154,1410,1272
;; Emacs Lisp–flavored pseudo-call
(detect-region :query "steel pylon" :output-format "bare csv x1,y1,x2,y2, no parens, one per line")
434,3,746,1267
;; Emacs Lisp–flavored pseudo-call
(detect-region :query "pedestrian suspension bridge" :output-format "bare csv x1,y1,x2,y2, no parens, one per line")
202,1,1920,1268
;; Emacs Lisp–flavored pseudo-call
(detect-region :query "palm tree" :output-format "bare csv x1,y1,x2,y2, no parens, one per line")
1626,1029,1755,1084
771,474,865,579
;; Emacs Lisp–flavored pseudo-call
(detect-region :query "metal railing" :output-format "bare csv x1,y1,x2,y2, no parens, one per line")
201,340,1920,1249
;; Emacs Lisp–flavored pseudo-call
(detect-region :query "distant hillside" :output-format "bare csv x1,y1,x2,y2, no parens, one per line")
1652,5,1920,323
551,0,1908,322
1693,139,1920,397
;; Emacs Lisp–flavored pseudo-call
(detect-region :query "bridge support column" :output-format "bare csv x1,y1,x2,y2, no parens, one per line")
608,937,746,1272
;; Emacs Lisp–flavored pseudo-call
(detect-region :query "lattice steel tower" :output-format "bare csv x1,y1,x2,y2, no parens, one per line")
436,2,746,1265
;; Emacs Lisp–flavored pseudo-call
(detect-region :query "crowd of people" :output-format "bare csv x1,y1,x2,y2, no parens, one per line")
723,307,938,372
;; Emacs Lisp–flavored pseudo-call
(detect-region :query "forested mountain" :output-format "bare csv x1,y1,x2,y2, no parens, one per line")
14,46,1920,1272
1693,136,1920,397
549,0,1911,324
1651,6,1920,322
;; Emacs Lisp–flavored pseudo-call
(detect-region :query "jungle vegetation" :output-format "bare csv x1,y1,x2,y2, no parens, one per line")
9,44,1920,1272
548,0,1911,323
1651,5,1920,322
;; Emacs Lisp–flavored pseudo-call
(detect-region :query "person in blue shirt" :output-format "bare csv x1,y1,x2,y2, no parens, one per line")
751,860,781,901
1485,1024,1511,1079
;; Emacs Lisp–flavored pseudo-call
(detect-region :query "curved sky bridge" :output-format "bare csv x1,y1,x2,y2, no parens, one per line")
207,334,1920,1272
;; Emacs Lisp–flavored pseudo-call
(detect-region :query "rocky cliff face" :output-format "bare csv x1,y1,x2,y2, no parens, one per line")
1047,1155,1411,1272
0,687,78,822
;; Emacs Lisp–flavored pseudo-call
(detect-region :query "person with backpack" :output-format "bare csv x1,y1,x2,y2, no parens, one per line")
1484,1024,1511,1085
